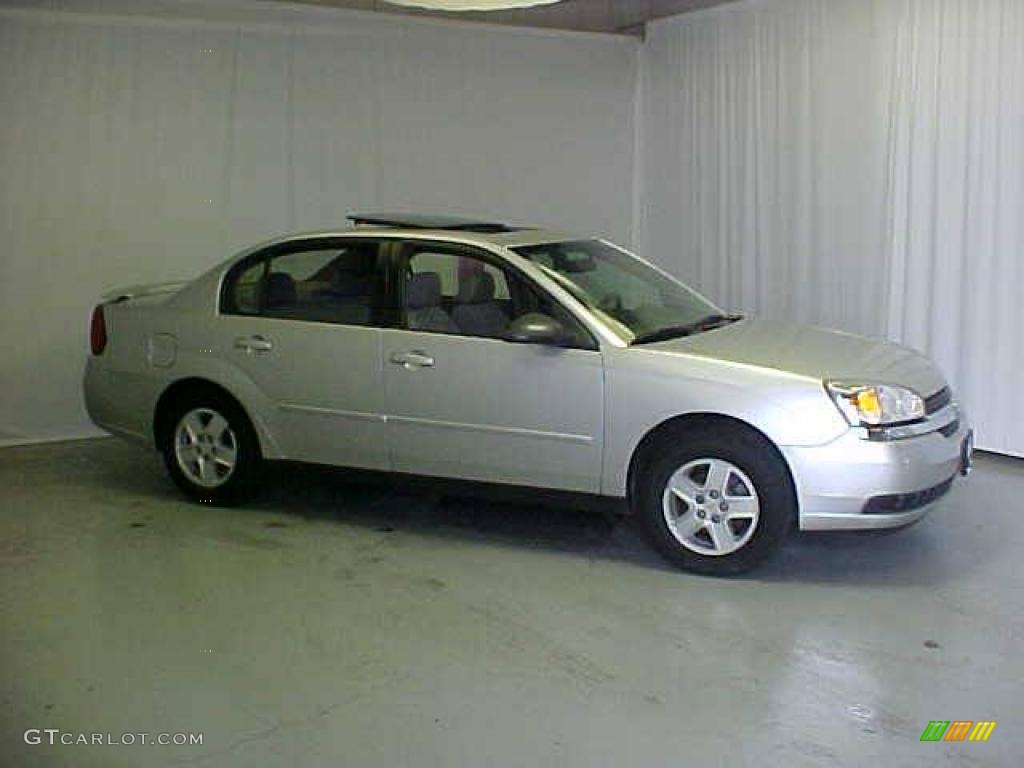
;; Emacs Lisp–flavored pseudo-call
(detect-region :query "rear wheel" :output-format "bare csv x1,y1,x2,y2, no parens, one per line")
634,422,794,575
160,390,261,505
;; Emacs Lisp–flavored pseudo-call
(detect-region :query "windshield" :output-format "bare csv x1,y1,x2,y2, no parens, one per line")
512,240,729,343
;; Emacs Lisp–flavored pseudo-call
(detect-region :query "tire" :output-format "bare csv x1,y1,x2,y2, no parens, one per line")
159,387,262,505
634,422,794,575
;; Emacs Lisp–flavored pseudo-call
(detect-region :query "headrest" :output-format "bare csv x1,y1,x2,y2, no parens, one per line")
456,271,496,304
407,272,442,309
266,272,297,308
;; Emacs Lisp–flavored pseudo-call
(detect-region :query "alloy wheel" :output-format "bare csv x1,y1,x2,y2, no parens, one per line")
661,457,760,556
173,407,238,489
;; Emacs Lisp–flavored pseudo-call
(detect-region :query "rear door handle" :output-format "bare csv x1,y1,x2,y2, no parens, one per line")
234,335,273,353
390,350,435,369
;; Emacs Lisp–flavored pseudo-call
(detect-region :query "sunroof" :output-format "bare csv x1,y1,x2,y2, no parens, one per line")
347,212,518,233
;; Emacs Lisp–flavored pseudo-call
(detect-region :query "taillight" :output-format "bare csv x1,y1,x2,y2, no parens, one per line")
90,305,107,355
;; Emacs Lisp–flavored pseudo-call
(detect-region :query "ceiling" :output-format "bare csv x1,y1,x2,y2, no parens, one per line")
279,0,738,36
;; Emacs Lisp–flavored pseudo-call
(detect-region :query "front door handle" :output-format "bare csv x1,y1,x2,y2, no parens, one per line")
234,335,273,354
390,350,435,369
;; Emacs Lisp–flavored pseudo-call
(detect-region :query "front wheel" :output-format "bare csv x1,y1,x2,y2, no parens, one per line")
160,391,261,505
635,423,794,575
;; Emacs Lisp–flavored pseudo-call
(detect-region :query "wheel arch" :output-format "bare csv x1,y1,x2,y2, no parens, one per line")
153,377,261,455
625,412,798,514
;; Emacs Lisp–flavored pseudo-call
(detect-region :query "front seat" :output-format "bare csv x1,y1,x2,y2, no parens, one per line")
452,271,509,338
406,272,457,333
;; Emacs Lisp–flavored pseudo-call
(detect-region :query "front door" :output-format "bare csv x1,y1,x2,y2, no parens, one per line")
217,237,392,469
382,241,604,492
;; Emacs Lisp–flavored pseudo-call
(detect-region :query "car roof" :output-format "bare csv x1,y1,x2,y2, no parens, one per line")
249,219,582,252
344,212,584,248
347,212,515,233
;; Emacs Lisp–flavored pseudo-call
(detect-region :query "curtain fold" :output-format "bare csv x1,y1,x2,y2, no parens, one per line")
639,0,1024,456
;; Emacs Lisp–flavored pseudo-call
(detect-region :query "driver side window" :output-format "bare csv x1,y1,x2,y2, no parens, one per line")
405,248,512,338
401,246,592,348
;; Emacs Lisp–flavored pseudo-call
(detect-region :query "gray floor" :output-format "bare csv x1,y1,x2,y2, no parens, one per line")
1,438,1021,767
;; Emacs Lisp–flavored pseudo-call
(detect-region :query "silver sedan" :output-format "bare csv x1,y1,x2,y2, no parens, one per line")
84,214,973,574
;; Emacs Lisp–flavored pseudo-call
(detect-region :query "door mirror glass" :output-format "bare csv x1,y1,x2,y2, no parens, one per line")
505,313,567,345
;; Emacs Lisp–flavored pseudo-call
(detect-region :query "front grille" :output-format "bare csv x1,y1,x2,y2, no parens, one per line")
939,418,960,438
863,477,954,515
924,387,952,415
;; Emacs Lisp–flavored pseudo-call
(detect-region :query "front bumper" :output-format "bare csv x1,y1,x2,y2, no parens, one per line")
782,405,972,531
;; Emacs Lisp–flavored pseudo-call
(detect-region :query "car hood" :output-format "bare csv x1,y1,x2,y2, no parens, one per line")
645,317,947,397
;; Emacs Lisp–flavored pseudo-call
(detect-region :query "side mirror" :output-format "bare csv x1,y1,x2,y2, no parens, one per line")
505,312,568,346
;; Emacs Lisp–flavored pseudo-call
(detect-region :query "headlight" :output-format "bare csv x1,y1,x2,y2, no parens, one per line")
825,381,925,427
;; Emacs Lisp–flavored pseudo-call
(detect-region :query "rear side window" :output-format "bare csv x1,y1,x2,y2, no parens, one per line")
223,241,386,327
231,262,265,314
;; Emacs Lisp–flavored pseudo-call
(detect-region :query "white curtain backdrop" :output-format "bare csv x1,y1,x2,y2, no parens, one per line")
638,0,1024,456
4,0,1022,458
0,0,637,444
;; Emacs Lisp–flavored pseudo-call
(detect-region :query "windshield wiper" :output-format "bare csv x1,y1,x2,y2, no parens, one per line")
630,314,741,345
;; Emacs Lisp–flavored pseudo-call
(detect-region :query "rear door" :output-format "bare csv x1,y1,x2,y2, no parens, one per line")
216,237,394,469
381,240,604,492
